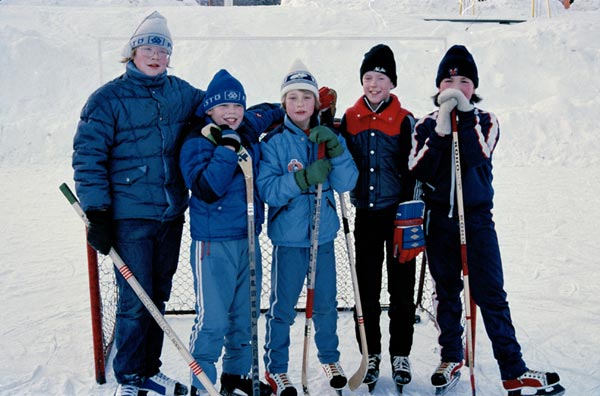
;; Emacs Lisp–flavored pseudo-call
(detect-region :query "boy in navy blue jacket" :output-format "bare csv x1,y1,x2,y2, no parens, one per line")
409,45,563,396
179,69,283,396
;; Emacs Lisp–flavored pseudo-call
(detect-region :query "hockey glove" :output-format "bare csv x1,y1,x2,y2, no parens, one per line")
218,125,242,152
294,159,332,190
393,200,426,263
318,86,337,116
435,97,458,136
309,126,344,158
438,88,474,112
86,209,113,256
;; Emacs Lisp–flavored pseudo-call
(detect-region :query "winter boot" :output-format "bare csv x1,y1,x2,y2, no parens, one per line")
503,370,564,396
265,372,297,396
391,356,412,385
114,384,140,396
321,362,348,390
363,354,381,392
431,361,463,387
220,372,273,396
140,372,188,396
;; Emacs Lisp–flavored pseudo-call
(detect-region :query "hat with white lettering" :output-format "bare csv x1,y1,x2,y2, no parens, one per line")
200,69,247,116
360,44,397,87
121,11,173,58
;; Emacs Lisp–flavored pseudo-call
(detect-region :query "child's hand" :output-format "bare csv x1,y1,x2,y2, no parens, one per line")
218,125,241,152
435,98,457,136
309,126,344,158
438,88,474,112
293,159,332,190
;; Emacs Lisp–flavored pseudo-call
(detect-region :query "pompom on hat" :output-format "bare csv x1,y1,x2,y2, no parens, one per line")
436,44,479,88
121,11,173,58
198,69,247,116
360,44,397,87
280,59,319,100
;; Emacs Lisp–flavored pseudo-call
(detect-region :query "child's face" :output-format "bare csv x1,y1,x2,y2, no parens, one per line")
132,45,169,77
439,76,475,100
284,89,316,130
207,103,244,130
362,71,394,105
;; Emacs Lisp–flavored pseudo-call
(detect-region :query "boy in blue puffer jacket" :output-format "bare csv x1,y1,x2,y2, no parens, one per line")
72,11,203,396
179,69,284,396
257,60,358,396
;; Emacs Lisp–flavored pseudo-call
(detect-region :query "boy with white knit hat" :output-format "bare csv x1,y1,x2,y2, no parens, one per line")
256,60,358,396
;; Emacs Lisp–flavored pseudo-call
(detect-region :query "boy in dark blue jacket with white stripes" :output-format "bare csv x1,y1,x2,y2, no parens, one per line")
409,44,563,396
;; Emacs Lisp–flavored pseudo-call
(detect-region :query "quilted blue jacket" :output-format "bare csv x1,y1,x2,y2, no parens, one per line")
73,61,204,221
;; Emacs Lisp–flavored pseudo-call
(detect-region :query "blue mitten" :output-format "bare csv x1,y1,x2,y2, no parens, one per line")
393,200,426,263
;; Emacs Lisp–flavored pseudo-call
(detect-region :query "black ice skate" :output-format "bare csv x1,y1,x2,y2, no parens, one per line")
140,372,188,396
363,354,381,392
265,371,297,396
503,370,565,396
391,356,411,394
431,361,463,396
219,372,273,396
322,362,347,395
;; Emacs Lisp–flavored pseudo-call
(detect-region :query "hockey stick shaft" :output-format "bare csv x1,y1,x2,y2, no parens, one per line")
59,183,221,396
451,112,476,396
301,144,325,396
338,192,369,390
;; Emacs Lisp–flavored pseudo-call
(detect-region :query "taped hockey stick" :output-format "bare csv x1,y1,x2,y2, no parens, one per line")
337,192,368,390
59,183,220,396
201,125,261,396
451,111,477,396
301,144,325,396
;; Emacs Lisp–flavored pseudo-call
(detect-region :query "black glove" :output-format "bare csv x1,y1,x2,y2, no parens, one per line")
86,210,113,255
218,125,241,152
294,159,332,190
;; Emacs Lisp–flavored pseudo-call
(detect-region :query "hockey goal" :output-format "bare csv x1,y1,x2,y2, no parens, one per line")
84,193,435,384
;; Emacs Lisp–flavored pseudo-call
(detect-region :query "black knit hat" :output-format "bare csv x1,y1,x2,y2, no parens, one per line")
360,44,397,87
436,45,479,88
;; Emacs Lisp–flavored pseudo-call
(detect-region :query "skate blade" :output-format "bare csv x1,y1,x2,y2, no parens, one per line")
434,371,461,396
367,382,377,393
396,383,404,394
508,383,566,396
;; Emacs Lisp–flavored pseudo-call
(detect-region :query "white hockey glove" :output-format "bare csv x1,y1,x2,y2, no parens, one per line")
435,97,457,136
438,88,474,112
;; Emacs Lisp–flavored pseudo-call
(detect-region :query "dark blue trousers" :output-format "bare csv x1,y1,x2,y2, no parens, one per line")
425,206,527,380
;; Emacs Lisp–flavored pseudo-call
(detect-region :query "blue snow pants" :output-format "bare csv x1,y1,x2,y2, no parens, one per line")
112,216,184,386
189,238,262,391
263,242,340,374
425,206,528,380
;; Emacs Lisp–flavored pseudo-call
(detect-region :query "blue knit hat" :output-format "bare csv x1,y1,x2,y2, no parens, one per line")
436,45,479,88
200,69,247,115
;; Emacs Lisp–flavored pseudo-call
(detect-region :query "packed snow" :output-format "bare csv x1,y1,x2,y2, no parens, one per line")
1,0,599,395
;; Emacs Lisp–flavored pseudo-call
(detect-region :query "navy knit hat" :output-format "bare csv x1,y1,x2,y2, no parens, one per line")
436,45,479,88
360,44,397,87
200,69,247,115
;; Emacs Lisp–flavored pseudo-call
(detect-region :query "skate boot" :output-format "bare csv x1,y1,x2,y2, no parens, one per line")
265,372,297,396
363,354,381,392
322,362,347,395
502,370,565,396
431,361,463,395
220,372,273,396
114,384,140,396
391,356,411,393
140,372,188,396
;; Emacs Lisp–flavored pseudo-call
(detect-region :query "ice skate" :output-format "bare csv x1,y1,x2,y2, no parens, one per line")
219,372,273,396
391,356,411,394
431,361,463,395
363,354,380,392
114,384,140,396
266,372,297,396
140,372,188,396
503,370,565,396
322,362,347,395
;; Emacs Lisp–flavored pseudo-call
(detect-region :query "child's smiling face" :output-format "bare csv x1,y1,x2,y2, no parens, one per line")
207,103,245,130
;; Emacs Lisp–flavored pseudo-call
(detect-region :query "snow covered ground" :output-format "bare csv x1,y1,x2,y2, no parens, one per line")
1,0,599,395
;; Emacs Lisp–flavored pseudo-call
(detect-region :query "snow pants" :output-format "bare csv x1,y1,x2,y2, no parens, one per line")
425,206,528,380
189,238,262,391
112,216,184,386
353,207,416,357
263,242,340,374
